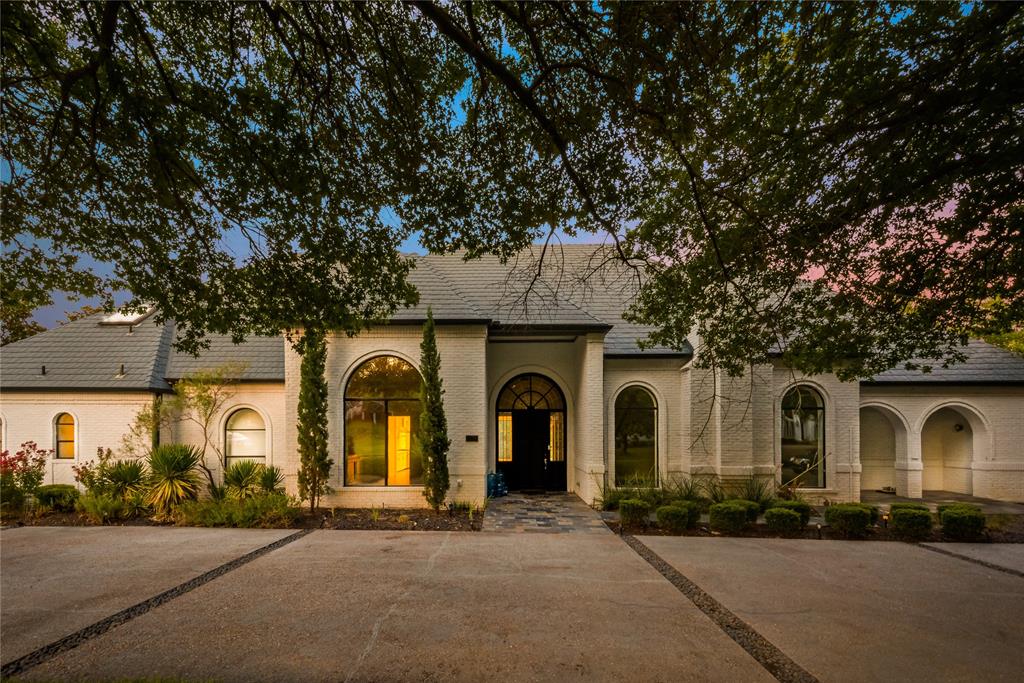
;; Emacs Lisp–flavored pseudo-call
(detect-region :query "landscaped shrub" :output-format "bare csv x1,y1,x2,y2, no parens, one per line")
889,502,929,513
224,460,263,499
35,484,80,512
106,459,148,499
765,507,804,535
619,498,652,527
668,500,702,529
941,506,986,541
937,502,982,516
735,476,776,511
890,507,933,541
1,442,51,511
77,493,125,523
662,475,705,504
824,503,873,538
725,498,760,523
146,444,201,515
260,465,285,494
173,493,300,528
598,475,668,511
768,499,813,525
656,504,698,533
702,478,729,506
709,501,749,533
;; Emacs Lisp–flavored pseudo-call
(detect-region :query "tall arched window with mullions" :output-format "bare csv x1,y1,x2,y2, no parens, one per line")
55,413,76,459
344,356,424,487
780,386,826,488
614,386,658,485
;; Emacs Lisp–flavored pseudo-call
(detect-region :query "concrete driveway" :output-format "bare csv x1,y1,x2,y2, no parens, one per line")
2,527,1022,682
639,536,1024,683
2,527,769,683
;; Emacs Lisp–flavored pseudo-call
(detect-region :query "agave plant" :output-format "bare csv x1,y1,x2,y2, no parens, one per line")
224,460,263,499
106,459,148,500
146,444,201,514
259,465,285,494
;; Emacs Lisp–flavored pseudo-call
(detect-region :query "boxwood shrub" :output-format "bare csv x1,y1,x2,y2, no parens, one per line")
941,506,986,541
35,484,80,512
668,500,702,529
824,503,873,538
656,505,690,533
764,507,804,536
768,500,813,525
937,502,982,516
724,498,760,523
619,499,652,528
890,507,933,541
888,502,929,514
709,501,749,533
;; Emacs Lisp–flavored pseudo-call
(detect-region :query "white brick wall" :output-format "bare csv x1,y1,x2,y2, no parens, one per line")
162,382,286,483
284,325,489,508
0,391,156,486
859,385,1024,502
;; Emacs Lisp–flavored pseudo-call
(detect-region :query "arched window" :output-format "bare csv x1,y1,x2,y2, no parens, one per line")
344,356,423,486
781,386,825,488
55,413,75,459
225,408,267,464
614,386,658,485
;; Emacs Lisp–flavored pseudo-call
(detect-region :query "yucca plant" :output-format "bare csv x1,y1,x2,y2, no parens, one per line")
106,459,148,500
224,460,263,499
146,444,201,514
259,465,285,494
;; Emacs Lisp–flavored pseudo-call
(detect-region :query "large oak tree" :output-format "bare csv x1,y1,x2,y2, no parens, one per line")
3,1,1021,378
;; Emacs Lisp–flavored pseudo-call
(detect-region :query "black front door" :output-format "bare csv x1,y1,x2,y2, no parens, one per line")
512,409,551,490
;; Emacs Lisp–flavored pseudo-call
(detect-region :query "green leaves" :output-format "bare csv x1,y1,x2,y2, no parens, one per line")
419,308,450,511
3,2,1021,376
296,327,332,512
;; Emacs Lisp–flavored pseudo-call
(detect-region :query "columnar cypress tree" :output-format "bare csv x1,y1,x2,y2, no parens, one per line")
296,326,332,513
419,308,451,511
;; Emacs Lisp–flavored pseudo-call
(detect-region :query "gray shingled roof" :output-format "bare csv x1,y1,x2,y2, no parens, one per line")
35,246,1024,392
164,334,285,382
1,313,174,391
865,339,1024,384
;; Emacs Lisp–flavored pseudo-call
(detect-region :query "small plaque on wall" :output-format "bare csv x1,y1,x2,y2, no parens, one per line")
465,434,479,442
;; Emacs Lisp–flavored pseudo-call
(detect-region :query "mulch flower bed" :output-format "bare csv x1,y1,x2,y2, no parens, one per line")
2,507,483,531
314,507,482,531
606,517,1024,543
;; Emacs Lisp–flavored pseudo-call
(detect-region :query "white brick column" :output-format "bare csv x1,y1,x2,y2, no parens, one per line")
574,332,605,503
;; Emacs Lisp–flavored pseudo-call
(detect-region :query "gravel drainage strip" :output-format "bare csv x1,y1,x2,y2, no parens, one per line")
621,534,819,683
916,543,1024,578
0,528,314,678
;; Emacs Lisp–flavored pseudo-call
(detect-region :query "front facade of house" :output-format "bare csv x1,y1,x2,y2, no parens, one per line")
3,246,1023,505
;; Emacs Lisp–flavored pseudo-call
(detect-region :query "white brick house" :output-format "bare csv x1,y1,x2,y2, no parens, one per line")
3,246,1023,506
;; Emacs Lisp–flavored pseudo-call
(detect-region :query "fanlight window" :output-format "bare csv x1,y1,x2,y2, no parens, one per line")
225,408,267,464
344,356,423,486
781,386,826,488
496,374,566,465
55,413,75,459
614,387,658,485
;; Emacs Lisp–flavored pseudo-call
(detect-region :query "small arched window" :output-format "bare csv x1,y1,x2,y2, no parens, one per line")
225,408,267,464
344,356,423,487
55,413,75,459
614,386,658,485
781,386,825,488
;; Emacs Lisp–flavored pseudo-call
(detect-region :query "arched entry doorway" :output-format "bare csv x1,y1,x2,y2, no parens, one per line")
495,373,567,491
921,406,982,495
